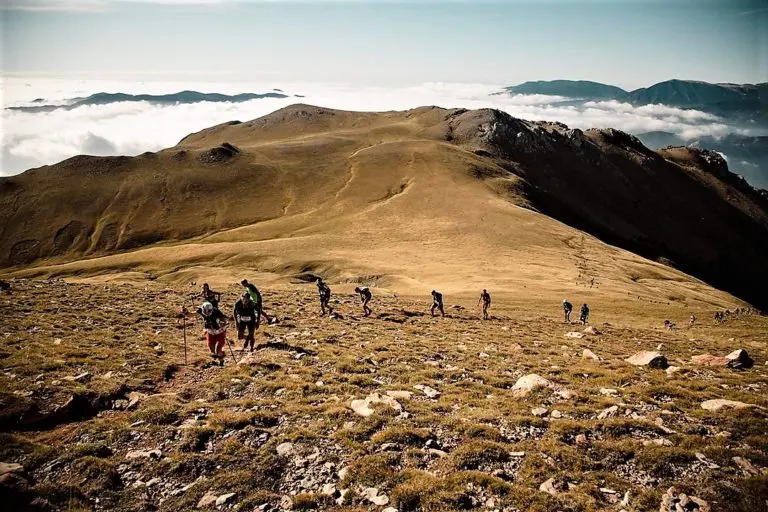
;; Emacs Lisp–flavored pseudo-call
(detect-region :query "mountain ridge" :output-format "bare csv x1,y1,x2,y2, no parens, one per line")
2,104,767,310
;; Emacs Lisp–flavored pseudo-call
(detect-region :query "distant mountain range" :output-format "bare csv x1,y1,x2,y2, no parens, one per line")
6,90,292,113
503,79,768,117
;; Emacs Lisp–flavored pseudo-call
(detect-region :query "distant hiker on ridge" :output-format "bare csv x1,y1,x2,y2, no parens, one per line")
199,283,221,308
355,286,373,317
563,299,573,323
233,293,258,352
477,289,491,320
689,314,696,327
579,303,590,325
198,301,228,366
240,279,271,324
317,278,333,316
431,290,445,317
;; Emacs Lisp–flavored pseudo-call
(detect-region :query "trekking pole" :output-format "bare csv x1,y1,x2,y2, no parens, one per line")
224,331,239,364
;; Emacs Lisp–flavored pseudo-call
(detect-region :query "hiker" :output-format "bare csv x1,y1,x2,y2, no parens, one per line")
317,278,333,316
477,289,491,320
689,314,696,327
233,293,258,351
198,301,228,366
198,283,221,308
664,319,676,330
563,299,573,323
579,303,589,325
240,279,271,324
430,290,445,317
354,286,373,317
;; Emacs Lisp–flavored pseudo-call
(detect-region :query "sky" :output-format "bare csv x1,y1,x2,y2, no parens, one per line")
2,0,768,88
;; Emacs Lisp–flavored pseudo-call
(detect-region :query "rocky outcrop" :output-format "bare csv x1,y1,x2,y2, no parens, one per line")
626,351,669,369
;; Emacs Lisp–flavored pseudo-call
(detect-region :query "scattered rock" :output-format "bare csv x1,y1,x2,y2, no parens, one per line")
597,405,619,420
582,348,600,361
66,372,91,383
512,374,555,397
625,351,668,369
276,442,295,457
565,331,585,339
280,495,293,510
0,462,24,484
216,493,235,506
659,486,710,512
539,477,561,496
197,492,217,508
413,384,440,399
725,349,754,369
531,407,548,416
583,326,601,335
350,393,403,417
362,487,389,506
550,410,563,419
691,354,729,367
385,390,413,400
599,388,618,396
700,399,754,411
732,456,760,476
575,434,589,446
322,483,338,496
665,366,681,376
125,449,161,460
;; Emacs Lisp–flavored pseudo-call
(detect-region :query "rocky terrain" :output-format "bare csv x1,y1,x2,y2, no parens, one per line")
1,279,766,511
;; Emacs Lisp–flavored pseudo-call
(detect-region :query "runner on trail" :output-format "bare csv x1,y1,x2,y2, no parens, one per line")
198,283,221,308
431,290,445,317
240,279,271,324
198,301,228,366
354,286,373,317
477,289,491,320
317,278,333,316
579,303,590,325
563,299,573,323
233,293,258,351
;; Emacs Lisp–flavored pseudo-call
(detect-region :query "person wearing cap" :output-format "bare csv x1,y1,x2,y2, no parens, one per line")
198,301,228,366
563,299,573,323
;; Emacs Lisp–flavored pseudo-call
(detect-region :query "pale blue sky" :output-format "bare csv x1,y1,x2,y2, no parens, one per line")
2,0,767,88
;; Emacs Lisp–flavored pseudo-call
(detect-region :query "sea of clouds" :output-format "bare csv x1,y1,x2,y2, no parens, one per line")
1,76,762,176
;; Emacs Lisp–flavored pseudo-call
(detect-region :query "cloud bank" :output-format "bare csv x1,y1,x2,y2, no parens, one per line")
2,78,765,177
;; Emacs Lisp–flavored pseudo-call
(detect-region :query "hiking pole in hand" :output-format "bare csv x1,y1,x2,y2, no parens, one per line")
225,333,239,364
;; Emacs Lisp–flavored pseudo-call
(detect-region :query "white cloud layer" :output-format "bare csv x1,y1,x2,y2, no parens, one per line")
1,77,764,176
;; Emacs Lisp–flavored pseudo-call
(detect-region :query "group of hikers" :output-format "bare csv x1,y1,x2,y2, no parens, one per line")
190,278,758,366
190,280,501,365
562,299,589,325
714,307,756,323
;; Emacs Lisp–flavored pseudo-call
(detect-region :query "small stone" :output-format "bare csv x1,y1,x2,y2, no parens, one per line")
322,483,338,496
625,351,668,369
600,488,618,494
583,326,601,335
370,494,389,506
539,477,558,496
276,442,295,457
385,390,413,400
565,331,585,339
53,338,62,345
337,467,349,480
509,451,525,457
665,366,681,375
582,349,600,361
732,456,759,475
550,410,563,419
413,384,440,398
125,449,161,460
479,352,490,358
280,495,293,510
701,399,754,411
599,388,618,396
575,434,589,446
531,407,548,417
598,405,619,420
215,493,235,506
197,492,217,508
350,392,402,417
512,374,554,397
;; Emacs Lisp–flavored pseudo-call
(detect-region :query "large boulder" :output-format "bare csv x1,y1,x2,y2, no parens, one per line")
725,349,754,369
626,351,668,369
691,354,729,367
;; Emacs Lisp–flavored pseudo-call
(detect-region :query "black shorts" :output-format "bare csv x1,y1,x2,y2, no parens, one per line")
238,321,256,339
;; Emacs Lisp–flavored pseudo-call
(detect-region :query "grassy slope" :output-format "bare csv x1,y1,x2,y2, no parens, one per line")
1,280,766,512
